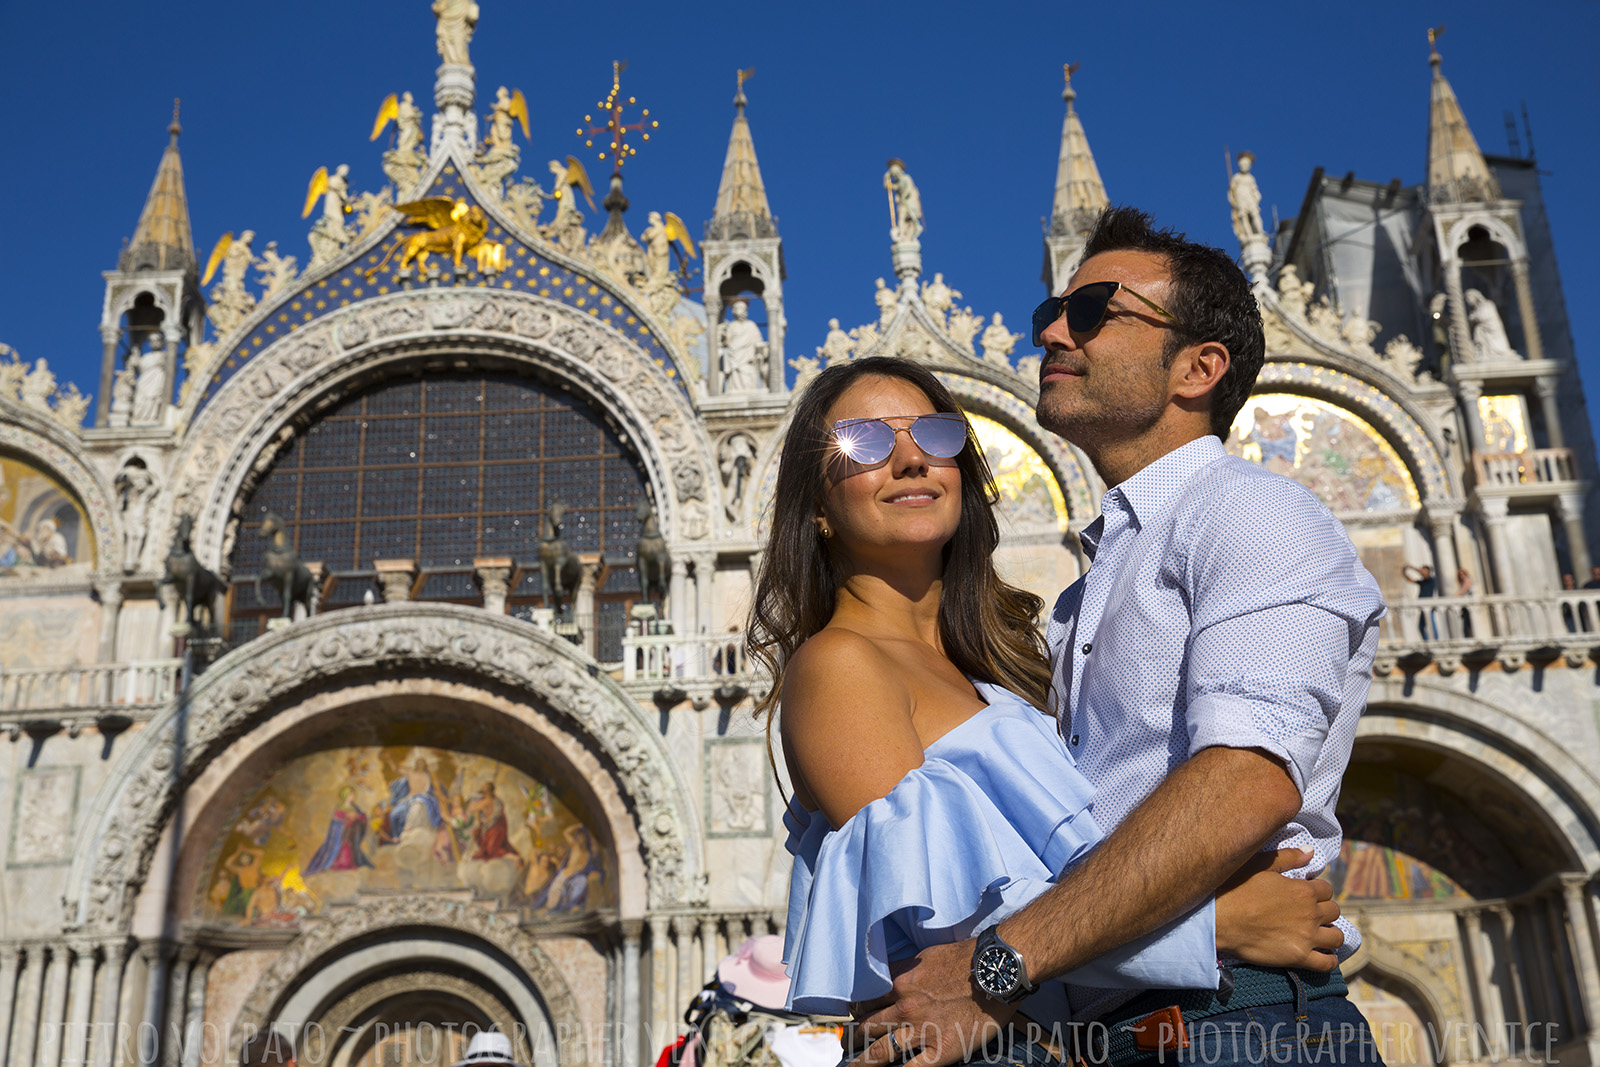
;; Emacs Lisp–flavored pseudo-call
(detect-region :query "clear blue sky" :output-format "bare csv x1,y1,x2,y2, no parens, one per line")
1,1,1595,433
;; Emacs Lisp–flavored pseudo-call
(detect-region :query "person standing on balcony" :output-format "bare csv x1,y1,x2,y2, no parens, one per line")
751,355,1346,1067
1584,566,1600,591
1403,563,1438,640
851,208,1386,1067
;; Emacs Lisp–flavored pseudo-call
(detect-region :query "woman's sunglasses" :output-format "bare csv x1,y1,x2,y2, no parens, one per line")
1031,281,1183,346
830,413,969,467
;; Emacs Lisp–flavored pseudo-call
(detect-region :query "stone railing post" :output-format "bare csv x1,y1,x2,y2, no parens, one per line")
472,557,514,614
373,559,418,603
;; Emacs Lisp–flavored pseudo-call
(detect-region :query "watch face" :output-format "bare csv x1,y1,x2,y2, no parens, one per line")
975,945,1020,996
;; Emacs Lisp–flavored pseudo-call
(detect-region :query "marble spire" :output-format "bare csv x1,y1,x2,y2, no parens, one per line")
1426,30,1499,204
1048,63,1108,237
121,102,196,274
708,70,776,240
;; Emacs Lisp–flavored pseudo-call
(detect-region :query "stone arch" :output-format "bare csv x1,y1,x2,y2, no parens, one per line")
1251,361,1451,503
156,288,722,571
1442,213,1524,260
1359,680,1600,871
62,602,703,932
227,897,586,1067
0,407,120,578
1344,934,1456,1064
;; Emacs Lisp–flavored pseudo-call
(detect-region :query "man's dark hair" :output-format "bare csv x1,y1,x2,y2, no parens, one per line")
1081,206,1265,439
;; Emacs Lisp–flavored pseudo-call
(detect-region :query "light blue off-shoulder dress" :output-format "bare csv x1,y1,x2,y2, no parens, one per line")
781,679,1220,1020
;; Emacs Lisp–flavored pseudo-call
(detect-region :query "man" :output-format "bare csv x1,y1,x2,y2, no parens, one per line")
1584,565,1600,591
858,207,1385,1066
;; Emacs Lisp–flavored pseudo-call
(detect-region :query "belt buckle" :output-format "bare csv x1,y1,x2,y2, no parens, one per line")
1128,1005,1188,1054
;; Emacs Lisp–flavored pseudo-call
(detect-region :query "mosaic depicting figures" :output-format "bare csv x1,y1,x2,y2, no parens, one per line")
1329,754,1568,901
1476,394,1529,454
197,738,612,927
0,455,93,574
1227,394,1419,513
968,415,1068,532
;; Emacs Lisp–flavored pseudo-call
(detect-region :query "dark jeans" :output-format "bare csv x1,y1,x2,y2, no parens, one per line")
1116,996,1385,1067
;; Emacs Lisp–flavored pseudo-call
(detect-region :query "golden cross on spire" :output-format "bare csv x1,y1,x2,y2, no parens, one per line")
577,60,658,174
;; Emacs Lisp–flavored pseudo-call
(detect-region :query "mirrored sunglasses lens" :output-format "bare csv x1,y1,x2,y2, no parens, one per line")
1031,297,1062,346
910,416,967,458
1066,283,1115,333
833,420,896,464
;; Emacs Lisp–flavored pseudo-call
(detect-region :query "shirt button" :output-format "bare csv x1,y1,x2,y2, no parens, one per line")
1070,734,1080,745
1081,643,1092,654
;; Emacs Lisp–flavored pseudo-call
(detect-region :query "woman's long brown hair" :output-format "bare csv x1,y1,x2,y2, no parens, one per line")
747,357,1053,789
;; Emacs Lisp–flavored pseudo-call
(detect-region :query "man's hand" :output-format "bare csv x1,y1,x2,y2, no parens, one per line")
1214,847,1343,971
852,940,1013,1067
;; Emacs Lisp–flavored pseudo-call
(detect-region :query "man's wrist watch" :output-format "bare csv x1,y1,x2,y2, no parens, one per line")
971,928,1037,1004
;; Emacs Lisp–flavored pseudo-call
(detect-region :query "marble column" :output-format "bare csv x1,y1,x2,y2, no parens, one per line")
12,947,46,1067
1464,909,1507,1059
90,940,127,1067
1423,506,1462,597
1526,898,1566,1030
648,918,669,1062
1547,892,1585,1032
136,943,170,1067
1557,494,1592,582
603,939,618,1067
159,951,192,1067
177,956,209,1067
1510,259,1546,363
1496,905,1533,1026
697,916,717,986
161,326,181,425
473,557,514,614
1476,497,1516,595
97,325,121,428
621,924,642,1067
1448,913,1483,1063
62,944,99,1067
37,946,72,1067
668,559,688,638
1443,259,1476,370
1456,378,1487,453
576,559,600,659
693,555,716,638
95,579,125,665
672,917,694,1036
0,946,22,1067
1537,376,1567,450
373,560,418,603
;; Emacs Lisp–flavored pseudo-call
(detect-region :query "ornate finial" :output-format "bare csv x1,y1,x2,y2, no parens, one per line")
1063,62,1080,105
735,67,754,112
577,60,658,174
1428,23,1445,67
169,98,182,140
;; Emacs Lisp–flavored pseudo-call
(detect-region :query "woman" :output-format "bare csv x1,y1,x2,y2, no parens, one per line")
748,358,1339,1059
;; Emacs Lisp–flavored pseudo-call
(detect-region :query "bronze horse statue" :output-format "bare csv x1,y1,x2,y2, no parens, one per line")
538,502,584,617
257,512,317,621
635,500,669,605
163,514,222,633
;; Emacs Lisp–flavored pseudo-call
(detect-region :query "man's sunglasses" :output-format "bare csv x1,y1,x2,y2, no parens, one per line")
1031,281,1184,346
830,413,969,467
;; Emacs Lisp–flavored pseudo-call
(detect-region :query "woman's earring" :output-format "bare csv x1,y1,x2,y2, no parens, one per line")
818,522,832,539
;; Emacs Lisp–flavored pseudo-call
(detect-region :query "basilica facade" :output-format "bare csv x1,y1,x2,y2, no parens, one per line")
1,17,1597,1067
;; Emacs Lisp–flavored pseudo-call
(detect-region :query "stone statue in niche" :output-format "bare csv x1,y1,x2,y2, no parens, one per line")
1229,151,1264,245
719,433,757,521
115,461,158,573
1465,290,1518,361
718,300,767,393
132,336,168,426
109,366,135,428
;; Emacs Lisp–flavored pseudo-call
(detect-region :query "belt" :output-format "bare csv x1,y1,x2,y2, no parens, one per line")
1090,965,1348,1066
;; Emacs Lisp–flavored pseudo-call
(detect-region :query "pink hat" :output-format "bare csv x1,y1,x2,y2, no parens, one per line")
717,935,791,1009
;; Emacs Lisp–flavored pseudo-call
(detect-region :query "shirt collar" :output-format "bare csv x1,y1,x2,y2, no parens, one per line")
1100,435,1228,528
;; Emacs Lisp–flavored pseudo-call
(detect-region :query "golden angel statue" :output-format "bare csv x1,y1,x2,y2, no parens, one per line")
545,156,596,252
641,210,696,293
303,164,352,267
374,92,427,191
367,198,505,277
202,231,259,336
473,87,530,191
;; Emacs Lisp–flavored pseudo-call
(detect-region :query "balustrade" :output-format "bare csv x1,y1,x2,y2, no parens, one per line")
0,660,182,713
1473,447,1577,488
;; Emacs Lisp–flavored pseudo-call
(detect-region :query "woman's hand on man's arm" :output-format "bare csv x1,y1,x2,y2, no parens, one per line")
1214,847,1343,971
